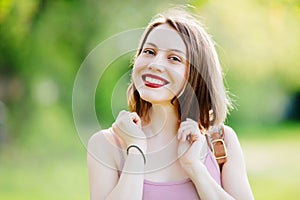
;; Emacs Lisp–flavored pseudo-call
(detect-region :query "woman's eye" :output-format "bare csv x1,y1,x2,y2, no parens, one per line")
143,49,155,55
169,56,181,62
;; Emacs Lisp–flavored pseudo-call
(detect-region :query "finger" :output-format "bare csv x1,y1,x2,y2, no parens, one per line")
180,120,198,131
192,133,207,145
189,134,199,143
115,111,132,135
180,129,193,142
130,112,142,127
112,120,121,131
186,118,201,128
179,124,195,135
185,132,205,144
186,118,197,123
178,121,194,131
118,110,128,117
179,120,192,127
177,123,190,140
112,122,117,132
178,123,196,141
180,125,204,143
182,122,202,136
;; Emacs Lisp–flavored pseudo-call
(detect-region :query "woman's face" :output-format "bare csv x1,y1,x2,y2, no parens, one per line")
132,24,188,105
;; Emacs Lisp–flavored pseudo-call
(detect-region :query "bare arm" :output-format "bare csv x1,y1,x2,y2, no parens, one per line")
87,131,119,200
186,161,234,199
221,126,254,199
178,121,254,199
105,148,145,200
87,131,145,200
187,126,254,199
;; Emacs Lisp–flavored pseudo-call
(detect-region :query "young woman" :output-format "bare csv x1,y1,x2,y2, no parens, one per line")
87,8,254,200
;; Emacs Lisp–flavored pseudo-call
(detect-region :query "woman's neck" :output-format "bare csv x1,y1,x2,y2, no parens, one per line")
142,103,180,138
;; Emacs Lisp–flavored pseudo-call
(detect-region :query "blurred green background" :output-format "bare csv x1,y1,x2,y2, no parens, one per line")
0,0,300,199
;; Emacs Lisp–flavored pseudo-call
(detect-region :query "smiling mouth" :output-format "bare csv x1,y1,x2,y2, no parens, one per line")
142,74,169,88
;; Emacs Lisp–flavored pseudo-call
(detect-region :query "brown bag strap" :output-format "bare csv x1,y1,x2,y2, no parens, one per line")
206,126,227,171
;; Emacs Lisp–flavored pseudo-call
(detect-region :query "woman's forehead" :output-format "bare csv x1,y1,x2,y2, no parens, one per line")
144,24,186,55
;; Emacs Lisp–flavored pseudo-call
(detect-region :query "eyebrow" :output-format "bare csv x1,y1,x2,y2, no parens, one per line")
145,42,186,56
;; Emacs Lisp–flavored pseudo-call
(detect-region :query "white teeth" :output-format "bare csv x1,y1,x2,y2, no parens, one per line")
145,77,164,85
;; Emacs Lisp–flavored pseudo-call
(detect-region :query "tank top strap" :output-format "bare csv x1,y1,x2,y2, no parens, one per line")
111,130,125,176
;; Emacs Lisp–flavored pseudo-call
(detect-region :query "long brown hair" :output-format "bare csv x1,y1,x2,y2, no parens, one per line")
127,8,232,130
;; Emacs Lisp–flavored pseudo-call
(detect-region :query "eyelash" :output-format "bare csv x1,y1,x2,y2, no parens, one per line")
142,49,182,63
143,49,155,55
169,56,181,62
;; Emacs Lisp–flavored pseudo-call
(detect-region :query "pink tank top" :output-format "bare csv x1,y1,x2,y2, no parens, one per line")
113,134,221,200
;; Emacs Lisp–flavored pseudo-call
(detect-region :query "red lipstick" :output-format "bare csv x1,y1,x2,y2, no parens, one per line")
142,74,169,88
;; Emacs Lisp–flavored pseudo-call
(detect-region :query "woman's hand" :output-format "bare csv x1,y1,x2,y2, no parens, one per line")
112,110,147,151
177,118,208,169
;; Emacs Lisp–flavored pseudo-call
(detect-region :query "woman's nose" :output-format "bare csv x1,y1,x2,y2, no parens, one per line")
149,53,165,72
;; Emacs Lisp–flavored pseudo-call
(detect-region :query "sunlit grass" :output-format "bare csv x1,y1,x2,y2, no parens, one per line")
0,105,89,199
0,143,88,200
240,122,300,200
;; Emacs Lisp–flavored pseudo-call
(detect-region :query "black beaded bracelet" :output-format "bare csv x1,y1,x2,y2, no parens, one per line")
126,145,146,165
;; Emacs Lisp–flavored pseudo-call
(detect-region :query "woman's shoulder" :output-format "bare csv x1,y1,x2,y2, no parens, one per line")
207,124,238,142
88,128,112,145
88,128,126,151
87,128,119,151
223,125,240,146
222,125,246,166
87,128,124,168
